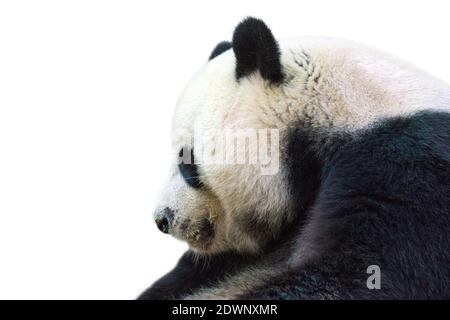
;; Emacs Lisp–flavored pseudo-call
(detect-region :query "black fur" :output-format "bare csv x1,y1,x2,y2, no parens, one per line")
141,111,450,299
138,251,256,300
178,147,202,189
209,41,232,60
232,17,283,83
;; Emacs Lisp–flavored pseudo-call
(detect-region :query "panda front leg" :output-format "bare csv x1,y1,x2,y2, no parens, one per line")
138,250,255,300
138,251,203,300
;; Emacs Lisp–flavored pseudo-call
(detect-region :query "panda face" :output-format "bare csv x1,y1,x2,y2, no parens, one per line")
153,18,450,255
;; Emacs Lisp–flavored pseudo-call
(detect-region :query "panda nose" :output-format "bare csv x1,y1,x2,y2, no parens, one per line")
155,216,170,234
154,207,174,234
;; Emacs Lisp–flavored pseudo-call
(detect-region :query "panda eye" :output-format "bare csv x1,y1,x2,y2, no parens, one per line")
178,147,202,189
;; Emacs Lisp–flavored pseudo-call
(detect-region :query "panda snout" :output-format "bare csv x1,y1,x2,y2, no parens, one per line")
154,207,174,234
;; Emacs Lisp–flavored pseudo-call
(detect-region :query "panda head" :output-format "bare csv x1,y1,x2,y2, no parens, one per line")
153,17,450,254
153,18,293,255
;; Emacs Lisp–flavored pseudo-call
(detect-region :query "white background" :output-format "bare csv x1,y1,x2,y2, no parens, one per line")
0,0,449,299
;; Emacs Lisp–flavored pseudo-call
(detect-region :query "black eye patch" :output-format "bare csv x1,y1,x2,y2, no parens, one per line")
178,147,202,189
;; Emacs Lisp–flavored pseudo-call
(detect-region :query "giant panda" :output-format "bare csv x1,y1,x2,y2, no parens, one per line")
139,17,450,299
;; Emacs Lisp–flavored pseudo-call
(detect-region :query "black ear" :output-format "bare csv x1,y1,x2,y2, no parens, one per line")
209,41,232,60
232,17,283,83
